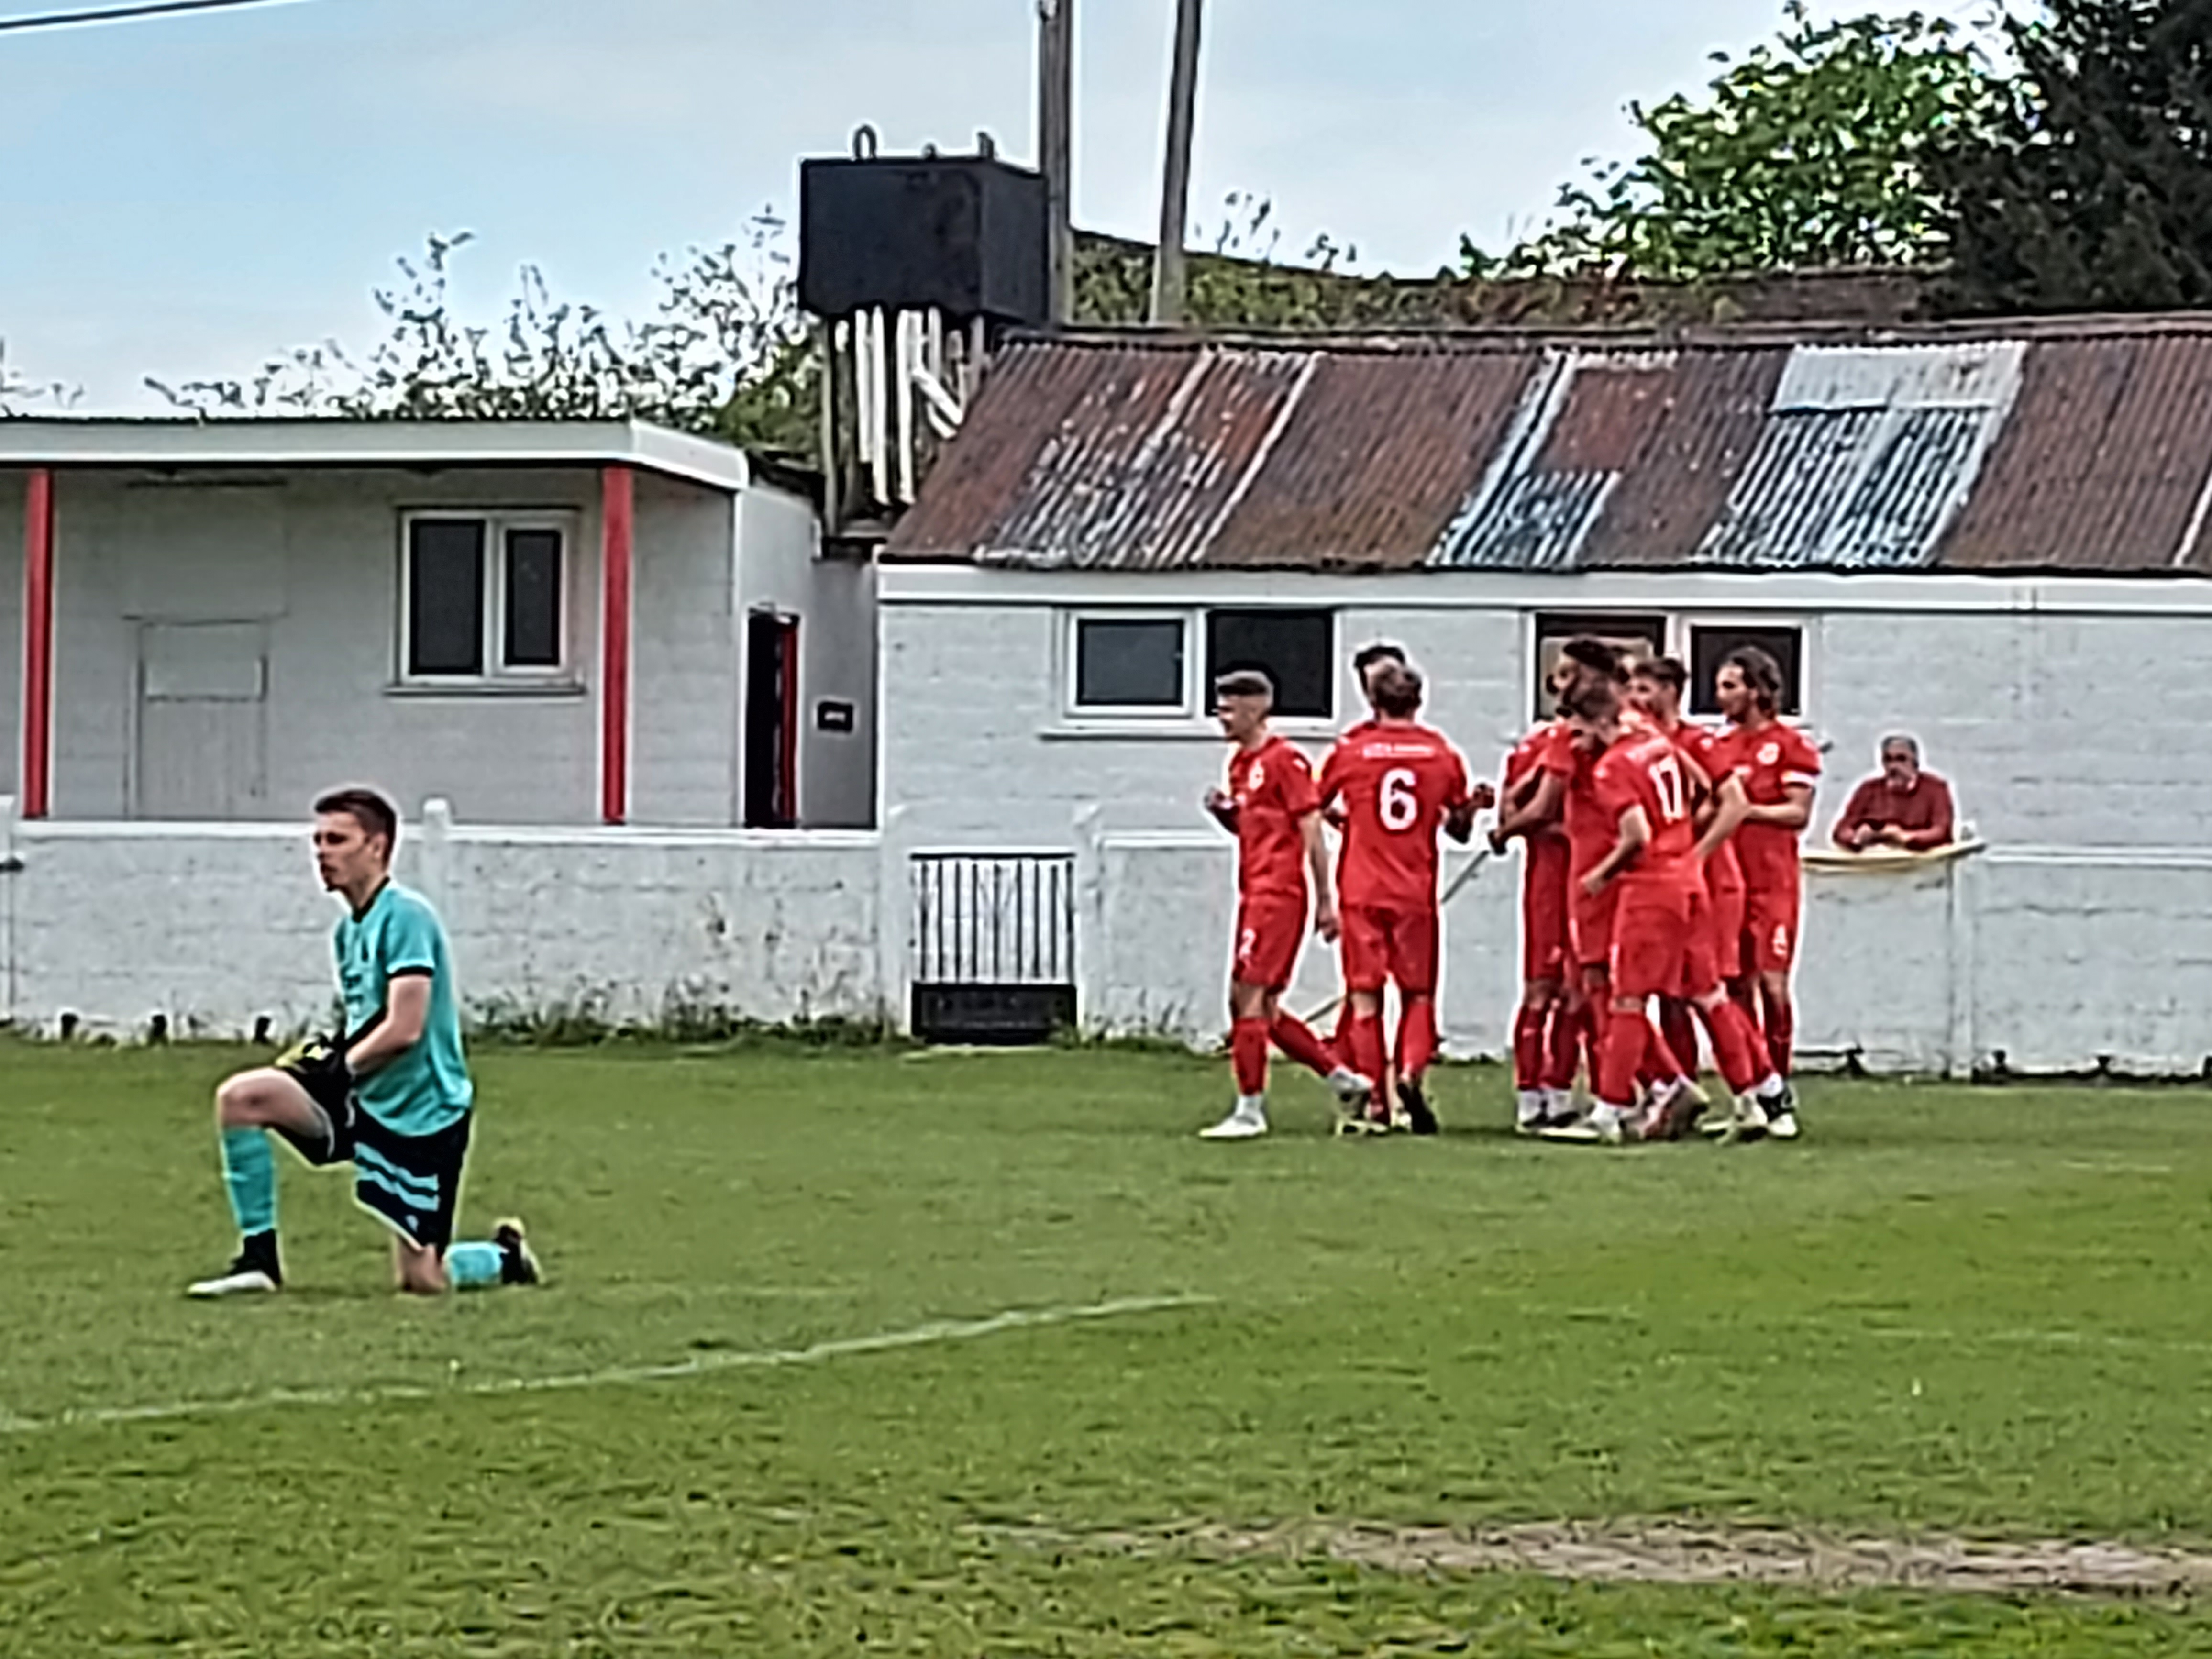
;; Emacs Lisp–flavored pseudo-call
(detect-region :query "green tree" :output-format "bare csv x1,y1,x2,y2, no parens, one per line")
1478,4,2005,280
1936,0,2212,312
148,213,817,459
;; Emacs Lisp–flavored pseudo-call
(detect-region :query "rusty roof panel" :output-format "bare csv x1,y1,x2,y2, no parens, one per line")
886,340,1169,559
1577,348,1785,567
890,321,2212,575
987,345,1311,569
1941,336,2212,572
1206,348,1535,569
1434,354,1687,569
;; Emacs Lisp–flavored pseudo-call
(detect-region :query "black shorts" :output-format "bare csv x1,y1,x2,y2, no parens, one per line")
271,1082,472,1253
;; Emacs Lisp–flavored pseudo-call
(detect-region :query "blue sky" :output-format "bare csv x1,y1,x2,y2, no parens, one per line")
0,0,1993,410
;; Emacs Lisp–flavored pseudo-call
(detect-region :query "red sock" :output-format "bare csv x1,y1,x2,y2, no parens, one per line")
1512,1003,1548,1091
1328,1004,1354,1069
1271,1013,1338,1080
1541,1001,1581,1092
1346,1013,1388,1092
1698,997,1767,1096
1766,998,1795,1078
1396,998,1438,1083
1729,979,1761,1036
1642,1016,1687,1083
1597,1009,1645,1108
1231,1018,1269,1097
1659,999,1700,1081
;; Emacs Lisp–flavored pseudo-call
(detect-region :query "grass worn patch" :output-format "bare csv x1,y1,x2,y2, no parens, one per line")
6,1039,2212,1653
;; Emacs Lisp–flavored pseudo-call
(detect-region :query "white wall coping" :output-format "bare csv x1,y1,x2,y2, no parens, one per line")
879,562,2212,617
0,418,757,497
9,817,880,853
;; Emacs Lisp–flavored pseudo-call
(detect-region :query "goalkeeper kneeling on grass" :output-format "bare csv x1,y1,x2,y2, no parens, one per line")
189,786,538,1299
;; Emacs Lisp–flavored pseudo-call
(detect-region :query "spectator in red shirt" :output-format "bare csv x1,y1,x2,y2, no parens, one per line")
1832,735,1956,853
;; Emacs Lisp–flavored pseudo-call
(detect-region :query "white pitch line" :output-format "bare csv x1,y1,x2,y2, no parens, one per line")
0,1294,1212,1438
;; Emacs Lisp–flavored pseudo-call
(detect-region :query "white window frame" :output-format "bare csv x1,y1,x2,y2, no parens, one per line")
397,509,580,689
1062,609,1196,720
1053,606,1342,738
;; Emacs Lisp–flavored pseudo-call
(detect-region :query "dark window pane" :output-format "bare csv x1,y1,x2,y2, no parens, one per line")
408,520,485,676
504,529,563,668
1075,618,1184,707
1689,624,1804,718
1206,609,1333,720
1532,612,1667,721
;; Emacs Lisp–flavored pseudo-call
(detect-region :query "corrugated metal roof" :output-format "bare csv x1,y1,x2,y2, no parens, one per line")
885,319,2212,574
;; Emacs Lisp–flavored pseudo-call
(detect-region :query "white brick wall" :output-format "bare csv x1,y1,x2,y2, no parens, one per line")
0,805,882,1039
15,467,857,827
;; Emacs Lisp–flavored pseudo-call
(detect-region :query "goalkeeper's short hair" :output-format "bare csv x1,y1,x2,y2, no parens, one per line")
315,786,399,853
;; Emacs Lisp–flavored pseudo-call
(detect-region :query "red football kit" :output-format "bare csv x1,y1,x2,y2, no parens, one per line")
1504,722,1573,984
1226,735,1320,990
1591,729,1774,1106
1711,720,1821,973
1592,730,1714,1002
1665,720,1747,982
1544,710,1656,972
1318,721,1472,995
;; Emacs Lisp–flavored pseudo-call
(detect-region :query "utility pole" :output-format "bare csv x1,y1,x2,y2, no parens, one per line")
1038,0,1075,326
1149,0,1204,325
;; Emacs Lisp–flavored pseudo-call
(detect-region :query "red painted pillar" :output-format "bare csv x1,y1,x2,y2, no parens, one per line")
21,468,54,820
599,465,633,826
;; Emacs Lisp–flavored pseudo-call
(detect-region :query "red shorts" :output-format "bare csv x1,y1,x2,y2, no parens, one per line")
1743,882,1801,973
1340,902,1439,995
1706,882,1746,983
1232,893,1307,991
1612,883,1721,1002
1520,839,1571,984
1572,881,1619,973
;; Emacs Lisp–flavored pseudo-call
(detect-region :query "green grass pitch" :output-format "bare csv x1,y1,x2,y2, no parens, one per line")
7,1036,2212,1654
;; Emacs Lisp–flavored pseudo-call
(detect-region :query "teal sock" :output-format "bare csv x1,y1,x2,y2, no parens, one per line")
220,1128,276,1236
446,1241,504,1289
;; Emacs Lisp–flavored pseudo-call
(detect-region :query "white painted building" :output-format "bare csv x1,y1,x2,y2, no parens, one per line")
0,420,875,829
868,323,2212,1074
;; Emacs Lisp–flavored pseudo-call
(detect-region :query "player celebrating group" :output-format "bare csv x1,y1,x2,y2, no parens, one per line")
1196,637,1817,1143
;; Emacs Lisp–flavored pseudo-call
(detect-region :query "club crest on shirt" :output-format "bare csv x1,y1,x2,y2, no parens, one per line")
1758,741,1781,766
1250,762,1266,789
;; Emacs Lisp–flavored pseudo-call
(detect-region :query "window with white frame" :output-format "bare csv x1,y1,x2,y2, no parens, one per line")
1066,607,1337,721
402,513,572,682
1072,614,1187,711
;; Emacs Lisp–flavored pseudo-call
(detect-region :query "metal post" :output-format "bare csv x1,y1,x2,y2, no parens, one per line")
1039,0,1075,325
1150,0,1204,325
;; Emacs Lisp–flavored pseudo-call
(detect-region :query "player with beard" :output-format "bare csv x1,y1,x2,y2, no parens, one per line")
1708,647,1819,1140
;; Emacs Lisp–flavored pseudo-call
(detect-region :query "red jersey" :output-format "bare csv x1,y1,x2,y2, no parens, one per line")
1502,722,1570,851
1318,721,1472,909
1226,735,1320,901
1666,720,1743,895
1712,720,1821,892
1592,730,1701,889
1539,726,1610,879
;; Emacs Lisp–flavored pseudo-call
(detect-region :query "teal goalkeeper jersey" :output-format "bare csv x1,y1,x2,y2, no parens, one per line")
333,881,473,1136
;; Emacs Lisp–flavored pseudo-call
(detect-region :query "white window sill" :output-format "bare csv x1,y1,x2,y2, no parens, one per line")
385,679,587,700
1040,717,1340,742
